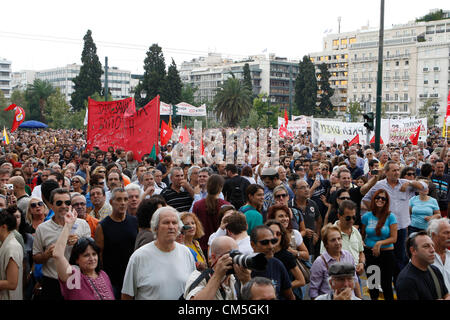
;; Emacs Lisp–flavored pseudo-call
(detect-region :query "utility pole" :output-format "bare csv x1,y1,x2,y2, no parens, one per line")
104,56,109,100
374,0,384,151
289,63,293,119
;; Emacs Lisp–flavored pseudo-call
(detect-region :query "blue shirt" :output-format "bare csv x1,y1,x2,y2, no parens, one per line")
409,196,440,230
361,211,397,249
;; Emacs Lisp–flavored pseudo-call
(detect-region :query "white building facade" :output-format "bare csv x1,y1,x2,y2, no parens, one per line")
0,58,12,99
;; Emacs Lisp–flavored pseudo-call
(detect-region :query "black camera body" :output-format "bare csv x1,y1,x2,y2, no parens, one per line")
226,249,267,275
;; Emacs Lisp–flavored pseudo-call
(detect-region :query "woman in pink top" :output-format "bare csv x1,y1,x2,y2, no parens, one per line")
53,208,114,300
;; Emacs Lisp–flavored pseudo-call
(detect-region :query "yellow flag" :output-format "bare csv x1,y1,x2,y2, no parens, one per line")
2,127,9,145
54,136,57,143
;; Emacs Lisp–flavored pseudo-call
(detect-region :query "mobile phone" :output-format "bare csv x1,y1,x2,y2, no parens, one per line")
181,225,192,234
371,170,379,175
5,184,13,190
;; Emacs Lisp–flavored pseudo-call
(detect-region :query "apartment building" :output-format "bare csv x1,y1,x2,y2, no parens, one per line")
0,58,12,99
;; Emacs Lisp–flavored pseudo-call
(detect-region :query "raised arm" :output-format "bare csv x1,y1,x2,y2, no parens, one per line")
53,208,77,283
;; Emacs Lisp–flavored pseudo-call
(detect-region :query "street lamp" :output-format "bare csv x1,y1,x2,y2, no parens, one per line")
432,102,439,128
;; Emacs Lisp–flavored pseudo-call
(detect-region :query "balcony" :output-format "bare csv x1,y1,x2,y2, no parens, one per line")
419,93,428,98
384,76,391,81
433,67,440,71
429,93,439,98
423,67,429,72
402,76,409,80
393,76,401,81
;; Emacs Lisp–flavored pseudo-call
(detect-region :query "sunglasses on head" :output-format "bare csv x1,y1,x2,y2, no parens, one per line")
345,215,356,221
338,197,351,200
55,200,71,206
258,238,278,245
31,201,44,208
375,196,387,201
275,193,288,199
75,237,96,247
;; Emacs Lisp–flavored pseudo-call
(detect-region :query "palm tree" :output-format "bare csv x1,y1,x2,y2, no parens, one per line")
26,79,55,123
214,75,252,127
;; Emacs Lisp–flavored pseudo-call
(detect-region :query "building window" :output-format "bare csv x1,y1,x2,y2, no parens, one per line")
341,38,347,45
333,39,339,46
349,37,356,44
403,104,408,112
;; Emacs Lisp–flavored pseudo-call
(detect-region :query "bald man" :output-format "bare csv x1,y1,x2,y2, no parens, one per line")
184,236,251,300
8,176,31,214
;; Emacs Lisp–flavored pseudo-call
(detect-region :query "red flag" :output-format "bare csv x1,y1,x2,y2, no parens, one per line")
284,109,289,126
4,104,16,111
409,125,421,145
369,135,384,144
348,134,359,146
179,125,190,144
11,106,25,133
201,138,205,155
160,120,173,146
168,115,172,130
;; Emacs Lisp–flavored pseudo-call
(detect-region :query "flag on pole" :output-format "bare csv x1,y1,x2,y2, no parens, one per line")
160,120,173,146
10,106,25,133
149,144,156,160
179,125,190,144
370,135,384,145
3,104,16,111
54,136,57,143
409,125,421,145
2,127,9,145
201,138,205,156
348,134,359,146
168,115,172,130
284,109,289,127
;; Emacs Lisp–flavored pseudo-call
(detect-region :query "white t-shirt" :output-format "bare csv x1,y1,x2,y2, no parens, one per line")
292,229,304,247
32,218,91,279
236,236,254,255
31,185,42,200
121,241,196,300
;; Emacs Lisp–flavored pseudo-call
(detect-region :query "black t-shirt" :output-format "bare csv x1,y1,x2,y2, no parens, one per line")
306,178,331,219
291,198,321,255
395,262,448,300
274,249,296,274
160,187,193,213
222,175,250,205
251,257,292,300
430,173,450,210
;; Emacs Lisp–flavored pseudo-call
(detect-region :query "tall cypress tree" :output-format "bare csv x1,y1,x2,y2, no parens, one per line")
135,43,167,107
164,59,182,105
242,63,253,93
294,55,317,116
317,63,335,117
71,30,103,111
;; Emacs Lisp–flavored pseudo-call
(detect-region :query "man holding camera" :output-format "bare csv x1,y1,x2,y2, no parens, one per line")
183,236,251,300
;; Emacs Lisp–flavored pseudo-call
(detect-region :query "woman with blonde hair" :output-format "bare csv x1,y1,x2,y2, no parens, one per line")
179,212,207,270
25,197,48,231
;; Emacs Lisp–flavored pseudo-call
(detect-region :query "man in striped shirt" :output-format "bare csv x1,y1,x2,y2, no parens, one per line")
161,167,194,212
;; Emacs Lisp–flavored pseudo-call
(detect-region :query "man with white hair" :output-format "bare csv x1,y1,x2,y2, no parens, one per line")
122,206,196,300
124,183,142,216
427,218,450,291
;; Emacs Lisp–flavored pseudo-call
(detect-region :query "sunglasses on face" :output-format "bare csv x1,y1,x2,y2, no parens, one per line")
275,193,288,199
345,216,356,221
375,196,387,202
72,180,80,183
31,201,44,208
405,172,415,176
55,200,71,206
338,197,351,200
258,238,278,245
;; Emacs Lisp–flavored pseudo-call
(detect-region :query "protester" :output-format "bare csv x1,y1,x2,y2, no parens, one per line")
179,212,207,270
314,262,361,300
134,195,166,251
409,180,441,234
427,218,450,291
241,276,277,300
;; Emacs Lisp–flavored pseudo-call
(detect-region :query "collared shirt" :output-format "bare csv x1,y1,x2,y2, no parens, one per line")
309,249,357,299
433,249,450,293
319,221,364,265
90,202,112,221
362,178,416,229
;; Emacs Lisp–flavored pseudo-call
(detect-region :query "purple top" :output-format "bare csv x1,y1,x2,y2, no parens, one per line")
309,249,357,299
59,266,115,300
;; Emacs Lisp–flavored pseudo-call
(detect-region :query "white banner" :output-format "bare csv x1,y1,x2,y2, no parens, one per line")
388,118,427,143
311,120,371,146
278,117,308,134
160,101,172,115
291,115,312,128
175,102,207,117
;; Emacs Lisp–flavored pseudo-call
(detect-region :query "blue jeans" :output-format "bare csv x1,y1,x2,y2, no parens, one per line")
393,228,408,282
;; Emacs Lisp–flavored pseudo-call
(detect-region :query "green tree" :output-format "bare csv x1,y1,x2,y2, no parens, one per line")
347,101,362,122
164,59,182,105
71,30,103,111
317,63,335,117
45,89,72,128
242,63,253,93
214,74,252,127
416,9,445,22
418,98,439,127
295,55,317,116
181,83,198,105
0,91,14,129
135,43,167,108
25,79,55,123
253,94,279,127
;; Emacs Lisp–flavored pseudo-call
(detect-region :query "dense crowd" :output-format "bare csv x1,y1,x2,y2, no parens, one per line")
0,126,449,301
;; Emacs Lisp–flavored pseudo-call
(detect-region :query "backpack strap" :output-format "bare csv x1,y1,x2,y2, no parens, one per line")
320,255,329,270
186,268,214,297
427,265,443,299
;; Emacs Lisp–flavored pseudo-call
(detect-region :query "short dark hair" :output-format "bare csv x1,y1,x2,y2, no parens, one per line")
0,208,17,231
69,237,101,273
41,180,60,204
136,196,166,228
406,230,429,259
246,184,264,199
420,163,433,177
225,164,238,174
50,188,71,204
338,200,356,215
250,225,273,244
223,213,247,235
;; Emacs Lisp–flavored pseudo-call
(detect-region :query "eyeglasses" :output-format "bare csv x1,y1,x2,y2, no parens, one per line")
72,180,80,184
98,170,106,174
405,172,415,176
275,193,288,199
258,238,278,245
55,200,71,206
345,216,356,221
338,197,351,200
30,201,44,208
374,196,387,202
72,202,86,207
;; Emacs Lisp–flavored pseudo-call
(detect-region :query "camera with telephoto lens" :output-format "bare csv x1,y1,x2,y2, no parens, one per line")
226,249,268,275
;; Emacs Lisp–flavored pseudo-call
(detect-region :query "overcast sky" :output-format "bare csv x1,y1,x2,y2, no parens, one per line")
1,1,448,74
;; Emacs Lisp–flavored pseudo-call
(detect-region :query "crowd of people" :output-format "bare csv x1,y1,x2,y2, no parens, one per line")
0,126,449,301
